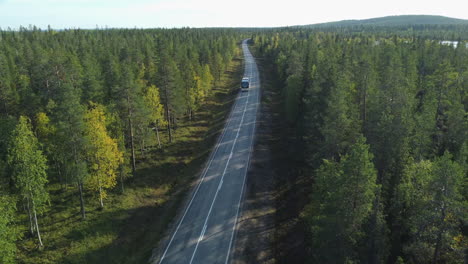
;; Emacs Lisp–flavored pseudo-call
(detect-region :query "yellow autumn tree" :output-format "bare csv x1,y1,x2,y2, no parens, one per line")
144,85,166,148
189,65,213,118
84,103,123,208
35,112,56,141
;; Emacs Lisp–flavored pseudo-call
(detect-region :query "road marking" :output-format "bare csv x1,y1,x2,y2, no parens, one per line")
189,72,252,264
158,87,243,264
199,225,207,242
157,39,256,264
224,45,260,264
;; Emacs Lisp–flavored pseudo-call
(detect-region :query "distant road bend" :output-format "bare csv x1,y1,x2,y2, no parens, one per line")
151,39,260,264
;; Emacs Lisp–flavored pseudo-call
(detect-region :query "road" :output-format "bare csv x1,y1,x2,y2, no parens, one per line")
151,39,260,264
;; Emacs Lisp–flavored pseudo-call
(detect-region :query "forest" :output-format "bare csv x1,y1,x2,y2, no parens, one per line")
252,27,467,263
0,23,466,264
0,27,241,263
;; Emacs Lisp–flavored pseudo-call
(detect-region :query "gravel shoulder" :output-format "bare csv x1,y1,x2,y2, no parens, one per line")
231,56,284,264
231,54,312,264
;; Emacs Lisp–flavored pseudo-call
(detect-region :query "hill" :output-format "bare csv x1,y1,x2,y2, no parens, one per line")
301,15,468,28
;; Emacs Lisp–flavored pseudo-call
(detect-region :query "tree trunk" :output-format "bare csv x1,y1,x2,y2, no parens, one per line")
31,199,43,247
78,182,86,219
129,117,136,173
26,197,35,235
163,87,173,143
434,79,445,153
64,163,69,188
367,195,380,264
99,184,104,209
155,125,162,149
363,75,367,134
57,162,66,191
167,110,173,142
140,137,145,156
120,170,125,194
432,203,446,264
127,93,136,174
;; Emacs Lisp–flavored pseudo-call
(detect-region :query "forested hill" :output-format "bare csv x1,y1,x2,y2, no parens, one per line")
301,15,468,27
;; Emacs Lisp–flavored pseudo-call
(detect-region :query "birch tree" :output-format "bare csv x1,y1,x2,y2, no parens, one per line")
84,103,123,209
7,116,49,247
144,85,166,149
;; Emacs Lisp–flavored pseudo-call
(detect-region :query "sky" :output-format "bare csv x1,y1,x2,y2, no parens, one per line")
1,0,468,29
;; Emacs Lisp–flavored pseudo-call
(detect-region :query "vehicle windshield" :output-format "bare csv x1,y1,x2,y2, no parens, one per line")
241,81,249,88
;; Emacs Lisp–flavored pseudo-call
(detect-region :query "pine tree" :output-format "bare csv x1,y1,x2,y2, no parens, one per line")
200,64,214,98
396,152,465,263
54,81,88,219
284,50,303,124
211,52,224,84
320,70,361,159
81,53,104,103
0,53,17,115
157,43,182,143
304,135,378,263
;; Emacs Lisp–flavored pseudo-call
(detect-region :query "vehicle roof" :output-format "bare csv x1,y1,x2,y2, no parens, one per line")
242,77,249,80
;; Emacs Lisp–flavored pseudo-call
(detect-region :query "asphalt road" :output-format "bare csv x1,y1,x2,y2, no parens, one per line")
152,39,260,264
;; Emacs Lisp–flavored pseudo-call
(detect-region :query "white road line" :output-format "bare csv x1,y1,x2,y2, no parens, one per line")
158,39,254,264
158,90,243,264
189,85,252,264
199,225,207,242
224,46,260,264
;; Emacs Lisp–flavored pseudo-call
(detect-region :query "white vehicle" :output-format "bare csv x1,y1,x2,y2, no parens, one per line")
241,77,249,92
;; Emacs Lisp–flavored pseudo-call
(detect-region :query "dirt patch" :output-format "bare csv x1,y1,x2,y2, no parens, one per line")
231,55,312,264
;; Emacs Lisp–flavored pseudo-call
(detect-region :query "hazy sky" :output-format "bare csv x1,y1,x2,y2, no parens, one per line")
1,0,468,29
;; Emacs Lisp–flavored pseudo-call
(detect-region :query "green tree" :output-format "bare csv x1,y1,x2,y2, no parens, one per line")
0,116,17,188
427,62,465,157
54,81,88,219
304,136,378,263
320,70,361,159
144,85,166,148
210,52,224,84
7,116,49,247
200,64,214,98
0,52,18,115
115,62,147,173
284,50,303,123
396,152,465,263
81,53,104,103
0,195,18,264
157,44,182,143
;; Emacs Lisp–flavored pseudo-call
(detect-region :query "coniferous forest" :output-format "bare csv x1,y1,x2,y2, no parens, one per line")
252,27,467,263
0,23,467,264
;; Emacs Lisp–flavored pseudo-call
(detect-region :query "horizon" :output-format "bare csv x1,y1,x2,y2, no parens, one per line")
1,0,468,29
2,14,468,30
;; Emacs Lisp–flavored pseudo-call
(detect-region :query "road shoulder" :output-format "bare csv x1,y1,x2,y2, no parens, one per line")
231,55,283,264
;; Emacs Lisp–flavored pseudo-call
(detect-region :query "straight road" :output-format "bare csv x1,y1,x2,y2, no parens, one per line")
151,39,260,264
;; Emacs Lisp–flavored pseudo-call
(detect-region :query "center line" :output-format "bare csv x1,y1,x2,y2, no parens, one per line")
188,85,251,264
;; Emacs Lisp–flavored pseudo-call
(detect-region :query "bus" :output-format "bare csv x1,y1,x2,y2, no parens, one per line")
241,77,249,92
